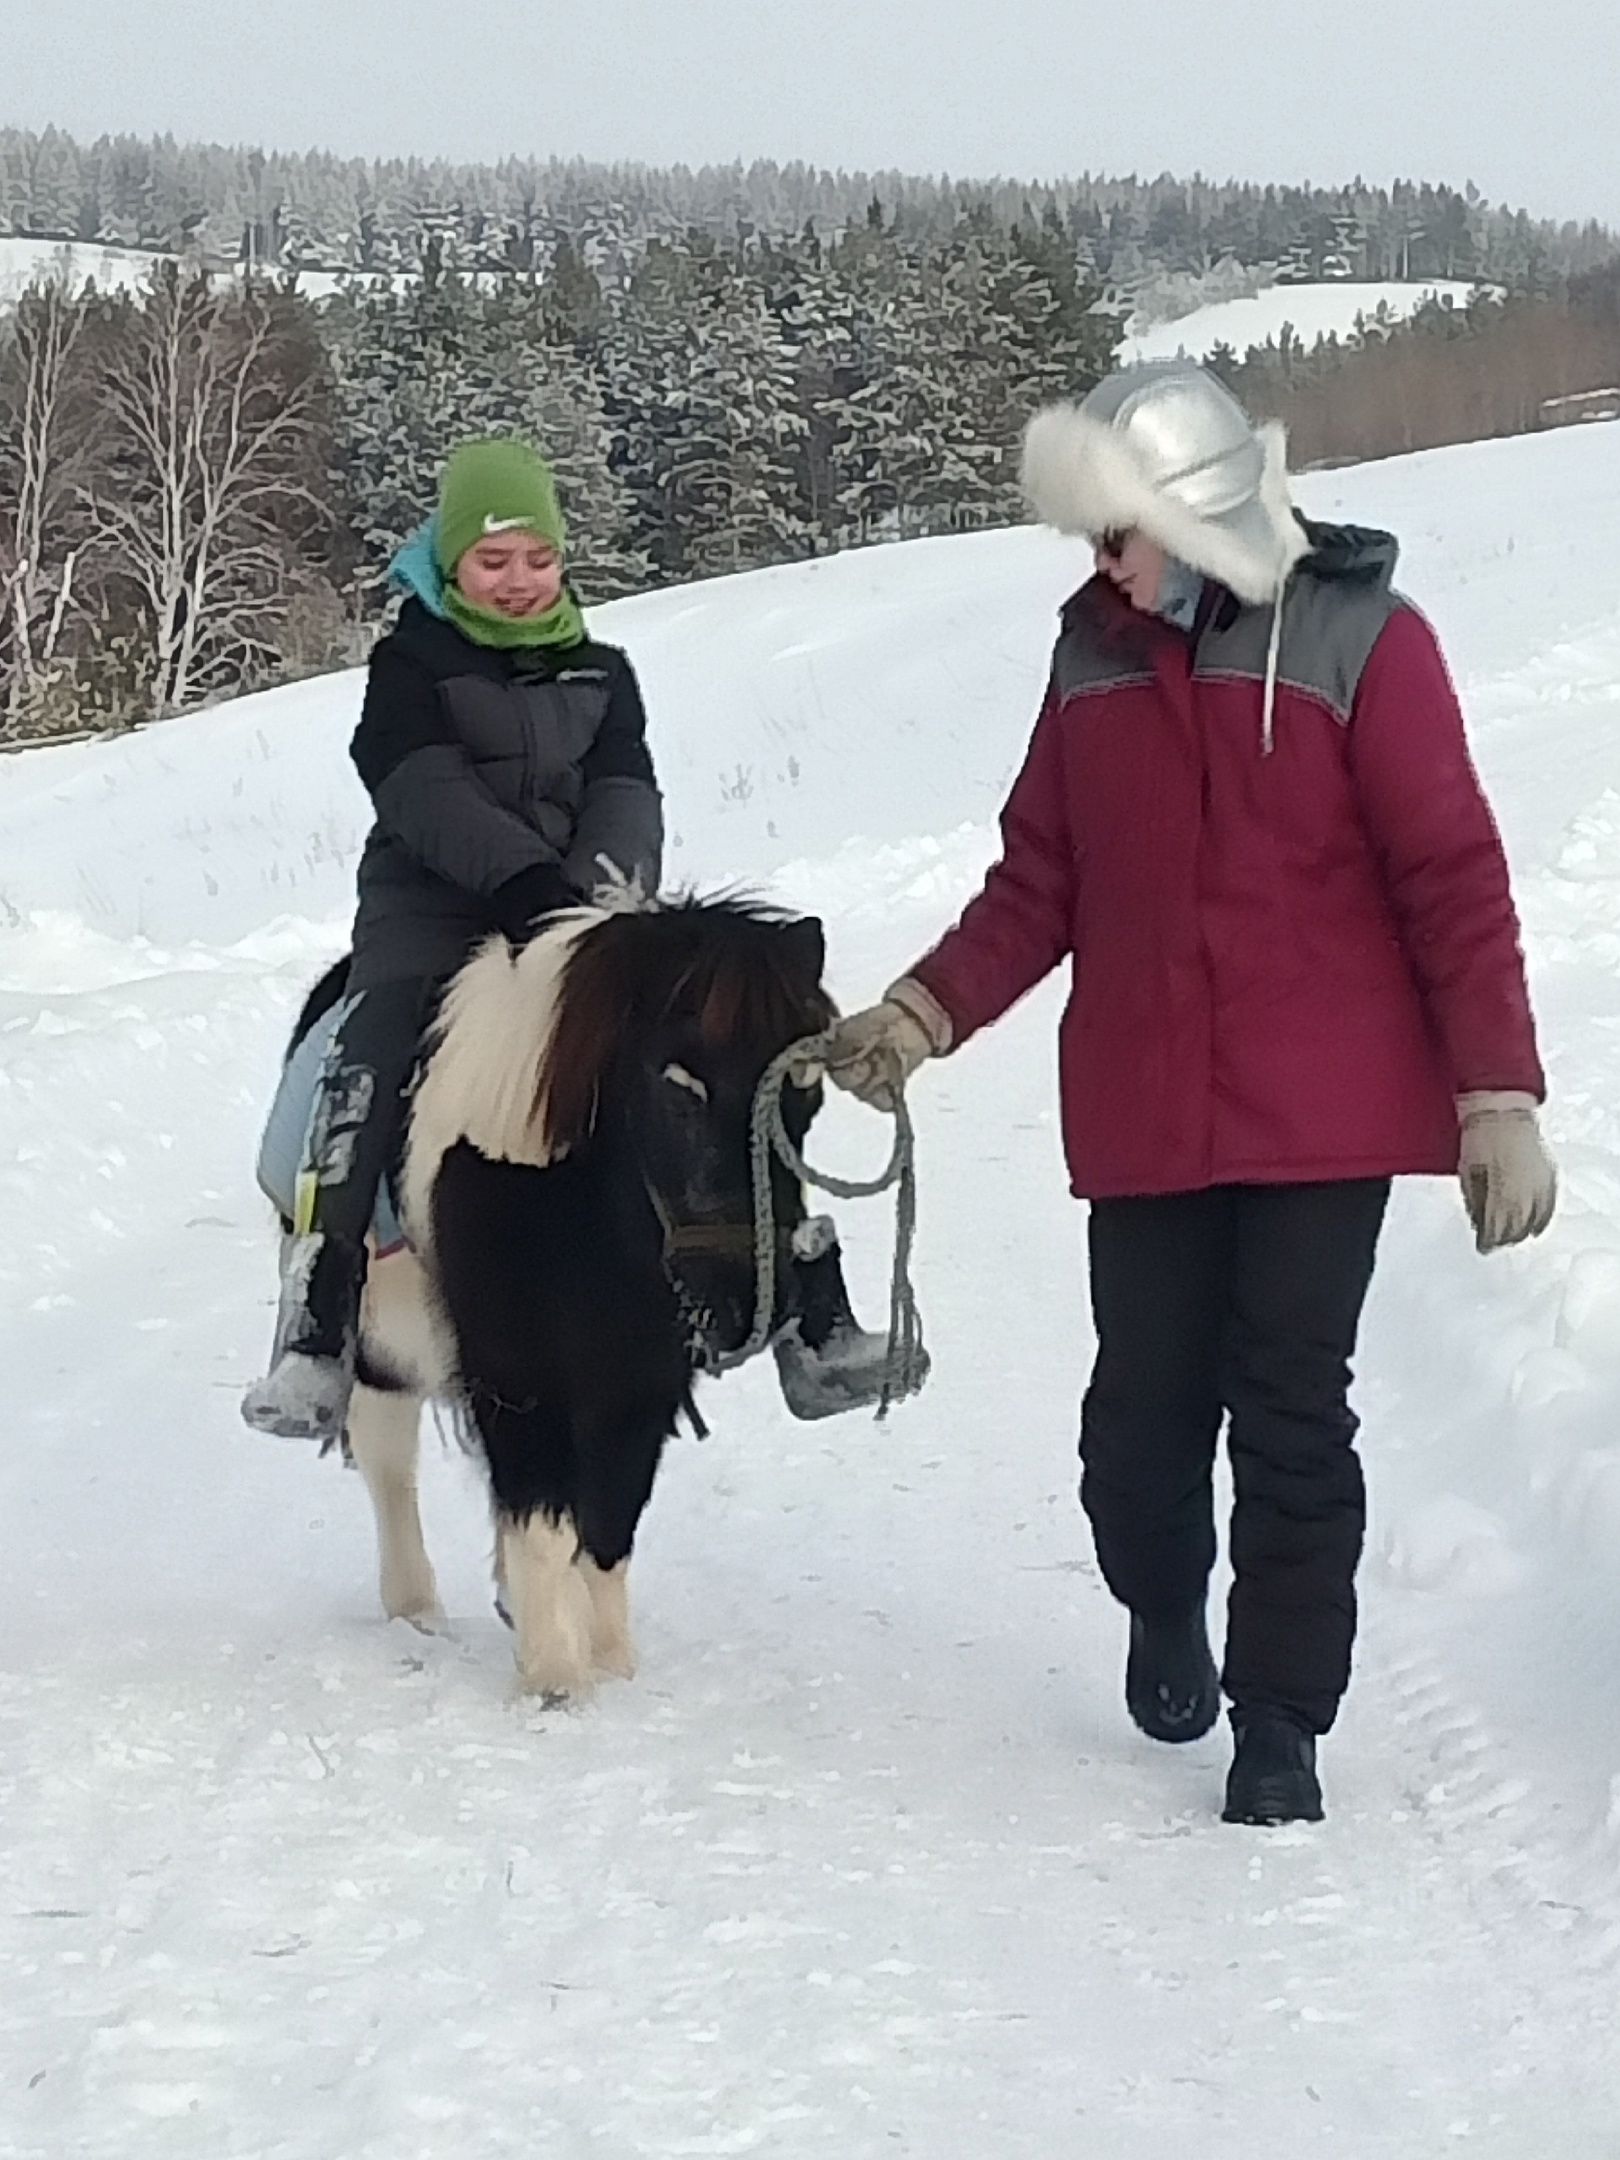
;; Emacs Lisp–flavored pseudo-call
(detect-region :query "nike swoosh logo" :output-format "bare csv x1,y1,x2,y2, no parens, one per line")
482,514,534,534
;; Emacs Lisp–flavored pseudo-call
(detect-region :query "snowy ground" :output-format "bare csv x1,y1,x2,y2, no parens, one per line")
1123,279,1482,363
4,427,1620,2156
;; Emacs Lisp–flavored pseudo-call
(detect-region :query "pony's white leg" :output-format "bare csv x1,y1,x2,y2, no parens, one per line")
579,1557,637,1680
347,1383,443,1626
501,1511,594,1699
492,1517,511,1626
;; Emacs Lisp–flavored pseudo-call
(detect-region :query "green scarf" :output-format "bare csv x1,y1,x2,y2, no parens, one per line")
443,582,587,651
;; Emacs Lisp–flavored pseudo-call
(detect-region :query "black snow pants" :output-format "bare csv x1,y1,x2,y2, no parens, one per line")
294,974,443,1354
304,976,442,1245
1079,1180,1390,1735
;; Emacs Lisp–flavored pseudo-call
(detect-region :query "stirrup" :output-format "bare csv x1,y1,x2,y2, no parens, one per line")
772,1316,928,1421
241,1347,354,1443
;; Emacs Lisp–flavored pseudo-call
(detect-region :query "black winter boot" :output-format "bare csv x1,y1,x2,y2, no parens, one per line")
1125,1605,1220,1743
1222,1707,1324,1825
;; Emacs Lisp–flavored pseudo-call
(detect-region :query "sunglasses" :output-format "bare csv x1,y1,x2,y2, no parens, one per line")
1097,527,1133,560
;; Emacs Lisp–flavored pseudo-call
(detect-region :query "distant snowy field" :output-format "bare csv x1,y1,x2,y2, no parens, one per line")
0,233,395,304
3,426,1620,2156
1123,279,1483,362
2,239,1482,380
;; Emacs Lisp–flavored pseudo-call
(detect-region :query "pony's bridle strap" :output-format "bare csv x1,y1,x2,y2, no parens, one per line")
661,1221,800,1260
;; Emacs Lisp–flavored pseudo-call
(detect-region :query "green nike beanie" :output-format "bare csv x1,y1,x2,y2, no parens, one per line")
434,438,567,574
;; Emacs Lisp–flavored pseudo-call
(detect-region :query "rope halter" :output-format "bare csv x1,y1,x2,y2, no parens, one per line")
704,1031,927,1420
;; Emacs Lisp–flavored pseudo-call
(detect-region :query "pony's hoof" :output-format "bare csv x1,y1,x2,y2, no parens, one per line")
514,1631,595,1701
381,1570,444,1628
592,1636,638,1682
516,1664,595,1705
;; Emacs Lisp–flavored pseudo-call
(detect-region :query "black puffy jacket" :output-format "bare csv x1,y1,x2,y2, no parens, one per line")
347,599,663,988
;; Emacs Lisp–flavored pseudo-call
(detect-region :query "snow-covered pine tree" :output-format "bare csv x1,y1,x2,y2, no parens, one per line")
0,133,30,237
328,270,649,604
467,279,648,598
597,238,707,579
26,128,82,242
540,233,605,350
848,217,1021,539
662,245,806,577
325,271,478,591
753,226,889,554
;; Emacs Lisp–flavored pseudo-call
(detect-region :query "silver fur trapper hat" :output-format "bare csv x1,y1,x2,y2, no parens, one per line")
1019,361,1309,605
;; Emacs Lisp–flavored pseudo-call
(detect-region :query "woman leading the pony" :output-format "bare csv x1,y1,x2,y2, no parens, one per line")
825,361,1556,1826
244,438,890,1445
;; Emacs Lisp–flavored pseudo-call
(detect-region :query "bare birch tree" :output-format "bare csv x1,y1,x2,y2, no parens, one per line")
86,265,333,718
0,281,96,736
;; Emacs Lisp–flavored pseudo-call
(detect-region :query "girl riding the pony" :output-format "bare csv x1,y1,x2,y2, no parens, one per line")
244,438,889,1443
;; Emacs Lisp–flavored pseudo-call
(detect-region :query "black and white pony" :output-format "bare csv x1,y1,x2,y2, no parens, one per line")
282,894,834,1698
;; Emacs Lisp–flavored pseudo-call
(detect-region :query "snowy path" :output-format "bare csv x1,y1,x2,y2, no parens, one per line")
7,434,1620,2153
3,865,1617,2158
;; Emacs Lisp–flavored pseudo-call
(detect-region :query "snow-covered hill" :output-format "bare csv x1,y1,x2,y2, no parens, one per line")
4,428,1620,2155
1123,279,1482,362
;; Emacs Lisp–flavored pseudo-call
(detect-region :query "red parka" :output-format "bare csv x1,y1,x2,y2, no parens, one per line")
910,532,1544,1201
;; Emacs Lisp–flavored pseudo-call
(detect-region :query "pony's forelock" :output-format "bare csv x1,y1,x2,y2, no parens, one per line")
539,896,833,1155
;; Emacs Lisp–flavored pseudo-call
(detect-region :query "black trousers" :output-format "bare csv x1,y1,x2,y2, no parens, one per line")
1079,1180,1390,1735
293,975,441,1355
305,976,441,1245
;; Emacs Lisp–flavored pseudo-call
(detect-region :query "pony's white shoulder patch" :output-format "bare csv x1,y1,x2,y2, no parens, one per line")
401,912,600,1239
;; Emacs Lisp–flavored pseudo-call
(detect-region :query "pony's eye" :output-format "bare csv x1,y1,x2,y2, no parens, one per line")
662,1063,710,1104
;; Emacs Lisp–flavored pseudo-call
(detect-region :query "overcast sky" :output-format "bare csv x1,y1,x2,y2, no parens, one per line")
10,0,1620,229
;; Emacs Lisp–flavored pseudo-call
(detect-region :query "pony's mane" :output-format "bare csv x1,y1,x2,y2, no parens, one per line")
540,893,834,1154
400,895,831,1231
400,913,594,1230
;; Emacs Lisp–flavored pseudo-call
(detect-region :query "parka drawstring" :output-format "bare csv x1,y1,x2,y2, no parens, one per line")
1261,578,1286,757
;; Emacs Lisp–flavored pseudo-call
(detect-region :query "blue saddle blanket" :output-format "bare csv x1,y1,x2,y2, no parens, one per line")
255,999,407,1254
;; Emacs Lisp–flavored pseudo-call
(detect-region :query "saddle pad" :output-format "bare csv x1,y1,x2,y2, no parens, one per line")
255,997,407,1255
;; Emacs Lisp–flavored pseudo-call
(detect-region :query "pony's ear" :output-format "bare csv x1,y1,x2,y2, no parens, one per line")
784,915,826,991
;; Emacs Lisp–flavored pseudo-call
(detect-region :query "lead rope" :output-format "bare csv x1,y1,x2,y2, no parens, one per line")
708,1035,926,1419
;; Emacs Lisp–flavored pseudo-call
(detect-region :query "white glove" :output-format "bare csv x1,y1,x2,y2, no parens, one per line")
1458,1092,1557,1254
823,978,952,1108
